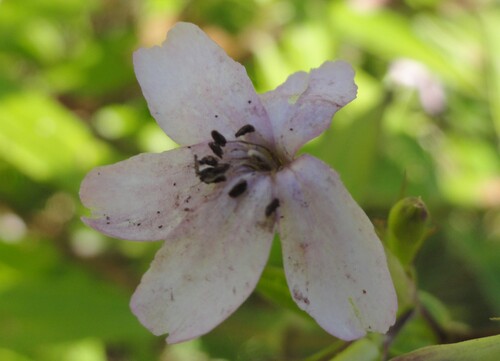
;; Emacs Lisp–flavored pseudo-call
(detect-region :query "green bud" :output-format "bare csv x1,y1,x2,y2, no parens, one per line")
387,197,430,267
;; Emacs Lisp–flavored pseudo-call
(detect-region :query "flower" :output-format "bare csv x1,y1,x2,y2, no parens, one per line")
80,22,397,344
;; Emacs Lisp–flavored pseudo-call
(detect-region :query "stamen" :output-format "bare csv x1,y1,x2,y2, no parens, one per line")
247,149,273,171
211,130,227,146
199,155,218,166
209,142,223,158
197,163,230,184
212,175,227,183
265,198,280,217
228,180,247,198
235,124,255,137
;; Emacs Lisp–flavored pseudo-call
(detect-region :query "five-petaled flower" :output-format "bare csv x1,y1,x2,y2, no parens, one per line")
80,23,397,344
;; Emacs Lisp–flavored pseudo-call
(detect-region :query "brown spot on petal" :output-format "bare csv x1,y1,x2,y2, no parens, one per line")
293,288,310,305
299,243,310,251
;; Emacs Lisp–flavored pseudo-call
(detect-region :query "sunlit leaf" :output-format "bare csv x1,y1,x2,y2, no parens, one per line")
328,2,474,91
0,91,112,189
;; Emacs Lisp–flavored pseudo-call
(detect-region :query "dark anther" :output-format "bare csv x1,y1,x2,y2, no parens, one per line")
235,124,255,137
212,175,226,183
249,152,273,171
198,163,230,184
199,155,219,166
265,198,280,217
211,130,227,146
209,142,223,158
228,180,248,198
213,163,230,173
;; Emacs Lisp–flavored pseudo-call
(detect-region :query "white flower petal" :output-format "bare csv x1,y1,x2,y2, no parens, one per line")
80,144,218,241
260,61,357,158
134,22,273,146
276,155,397,340
130,174,275,343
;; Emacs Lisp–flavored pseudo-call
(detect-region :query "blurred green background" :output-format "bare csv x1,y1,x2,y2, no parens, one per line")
0,0,499,360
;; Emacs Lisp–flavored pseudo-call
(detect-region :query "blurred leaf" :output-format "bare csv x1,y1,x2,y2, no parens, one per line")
255,265,300,314
444,210,500,316
0,91,112,189
0,241,151,354
328,2,475,92
281,22,336,71
390,334,500,361
479,8,500,138
0,348,32,361
308,95,385,201
418,291,453,331
390,315,438,356
436,135,499,207
184,0,257,34
385,250,416,315
330,339,379,361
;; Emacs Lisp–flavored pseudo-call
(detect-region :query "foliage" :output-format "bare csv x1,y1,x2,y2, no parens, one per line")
0,0,499,360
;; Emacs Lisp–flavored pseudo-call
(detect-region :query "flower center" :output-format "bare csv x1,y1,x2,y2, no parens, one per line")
193,125,281,217
194,124,281,186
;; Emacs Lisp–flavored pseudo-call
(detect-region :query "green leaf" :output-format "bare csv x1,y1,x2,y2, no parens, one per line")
390,316,438,356
480,9,500,138
308,98,384,201
0,241,151,353
390,334,500,361
330,339,380,361
328,2,474,92
0,91,112,189
385,250,416,315
255,265,301,314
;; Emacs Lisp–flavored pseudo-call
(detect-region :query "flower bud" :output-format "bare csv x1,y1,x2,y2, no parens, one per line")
387,197,430,267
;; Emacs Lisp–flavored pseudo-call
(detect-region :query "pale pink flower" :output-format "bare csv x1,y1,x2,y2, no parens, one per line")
80,23,397,344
